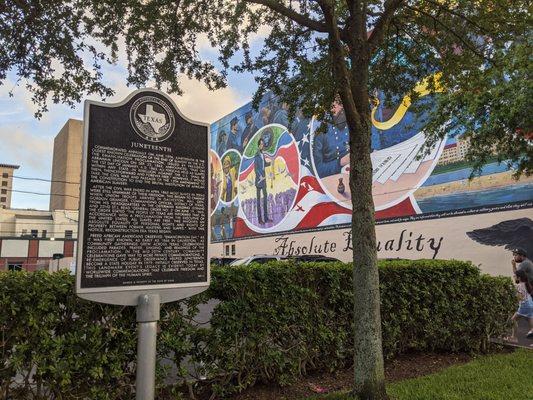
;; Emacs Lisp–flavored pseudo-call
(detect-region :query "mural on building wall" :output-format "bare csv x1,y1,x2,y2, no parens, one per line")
466,218,533,257
210,84,533,242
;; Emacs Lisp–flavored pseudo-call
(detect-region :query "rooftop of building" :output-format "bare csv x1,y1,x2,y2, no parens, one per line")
14,214,54,220
0,163,20,169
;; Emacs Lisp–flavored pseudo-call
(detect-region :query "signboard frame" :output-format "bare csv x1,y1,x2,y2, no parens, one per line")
75,88,210,306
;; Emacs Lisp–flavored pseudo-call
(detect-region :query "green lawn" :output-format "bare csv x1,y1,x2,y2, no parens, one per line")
305,349,533,400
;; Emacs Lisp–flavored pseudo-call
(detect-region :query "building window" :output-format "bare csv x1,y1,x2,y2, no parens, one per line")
1,189,6,194
31,230,38,238
65,230,73,239
8,264,22,271
225,245,230,256
0,197,6,203
42,230,47,238
1,181,7,187
231,244,236,255
2,173,7,178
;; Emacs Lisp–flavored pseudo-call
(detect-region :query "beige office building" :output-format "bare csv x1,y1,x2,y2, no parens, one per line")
0,208,78,239
49,119,83,211
0,163,20,209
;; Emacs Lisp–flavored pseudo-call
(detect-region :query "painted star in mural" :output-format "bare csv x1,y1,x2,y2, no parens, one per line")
296,127,312,171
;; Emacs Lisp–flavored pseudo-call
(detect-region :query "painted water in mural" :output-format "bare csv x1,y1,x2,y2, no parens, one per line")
209,88,532,242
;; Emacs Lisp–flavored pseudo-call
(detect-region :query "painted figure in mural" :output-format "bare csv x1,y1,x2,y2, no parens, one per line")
210,167,219,211
211,212,219,240
260,105,273,127
221,156,238,203
227,117,242,152
219,206,234,239
273,102,289,127
219,207,227,239
261,126,274,150
213,209,226,241
217,130,228,155
312,102,350,178
254,137,272,224
241,111,257,150
292,108,310,140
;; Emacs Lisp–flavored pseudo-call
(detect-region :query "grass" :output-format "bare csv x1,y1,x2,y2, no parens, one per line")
304,349,533,400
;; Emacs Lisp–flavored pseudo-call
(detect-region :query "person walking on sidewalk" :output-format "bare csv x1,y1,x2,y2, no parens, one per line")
511,247,533,285
507,269,533,341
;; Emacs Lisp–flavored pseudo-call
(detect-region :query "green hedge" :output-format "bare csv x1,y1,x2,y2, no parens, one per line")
0,260,516,399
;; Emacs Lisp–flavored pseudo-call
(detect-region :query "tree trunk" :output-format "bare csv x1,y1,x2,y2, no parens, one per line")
321,3,387,398
342,42,387,400
349,108,387,400
339,64,387,399
348,49,387,400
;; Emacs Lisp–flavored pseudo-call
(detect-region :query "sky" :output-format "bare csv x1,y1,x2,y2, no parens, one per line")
0,38,263,211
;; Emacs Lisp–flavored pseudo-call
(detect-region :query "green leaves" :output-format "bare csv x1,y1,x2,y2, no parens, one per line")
425,37,533,177
0,270,137,399
0,261,515,399
2,0,529,173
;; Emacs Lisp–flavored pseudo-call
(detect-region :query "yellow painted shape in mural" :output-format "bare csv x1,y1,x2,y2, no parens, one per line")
371,72,444,131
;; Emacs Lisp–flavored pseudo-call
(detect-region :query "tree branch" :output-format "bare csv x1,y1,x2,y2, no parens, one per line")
405,4,493,64
423,0,491,35
367,0,405,51
319,2,364,125
244,0,329,33
346,0,367,41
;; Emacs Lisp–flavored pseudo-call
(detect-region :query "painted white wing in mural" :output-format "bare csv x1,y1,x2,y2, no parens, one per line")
372,132,428,183
339,131,445,210
340,132,443,184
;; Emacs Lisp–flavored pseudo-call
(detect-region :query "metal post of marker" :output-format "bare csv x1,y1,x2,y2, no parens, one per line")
136,294,160,400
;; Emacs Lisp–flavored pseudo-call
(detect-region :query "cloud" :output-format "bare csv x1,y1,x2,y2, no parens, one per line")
82,67,248,124
0,77,65,123
0,124,53,171
2,69,247,130
170,77,247,123
0,108,23,117
0,119,54,209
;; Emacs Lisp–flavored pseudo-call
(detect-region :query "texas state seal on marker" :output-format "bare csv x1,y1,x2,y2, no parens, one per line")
130,96,176,142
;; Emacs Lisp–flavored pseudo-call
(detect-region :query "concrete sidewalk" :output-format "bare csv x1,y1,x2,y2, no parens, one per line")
492,318,533,350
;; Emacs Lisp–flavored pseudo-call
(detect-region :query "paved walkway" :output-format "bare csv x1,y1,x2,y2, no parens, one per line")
492,318,533,350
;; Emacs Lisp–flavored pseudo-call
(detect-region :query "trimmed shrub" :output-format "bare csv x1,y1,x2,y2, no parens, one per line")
0,260,516,399
1,270,137,399
199,260,516,396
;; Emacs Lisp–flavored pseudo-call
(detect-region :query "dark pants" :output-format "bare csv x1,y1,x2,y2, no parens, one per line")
256,186,268,222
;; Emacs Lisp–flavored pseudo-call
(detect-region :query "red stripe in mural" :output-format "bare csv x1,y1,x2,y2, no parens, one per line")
375,197,416,219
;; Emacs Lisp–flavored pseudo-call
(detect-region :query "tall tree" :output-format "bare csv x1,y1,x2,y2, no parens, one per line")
1,1,530,398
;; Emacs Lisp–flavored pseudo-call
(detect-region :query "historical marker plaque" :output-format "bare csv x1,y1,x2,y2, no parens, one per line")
76,89,210,305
